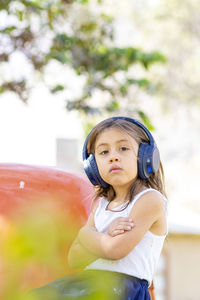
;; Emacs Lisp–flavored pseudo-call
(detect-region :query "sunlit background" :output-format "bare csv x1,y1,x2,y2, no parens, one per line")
0,1,200,299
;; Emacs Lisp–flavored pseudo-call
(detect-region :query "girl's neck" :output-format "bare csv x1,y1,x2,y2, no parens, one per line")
113,184,147,203
113,189,129,204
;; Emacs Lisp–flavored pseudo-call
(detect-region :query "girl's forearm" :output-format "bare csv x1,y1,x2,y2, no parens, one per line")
68,236,98,269
78,225,114,259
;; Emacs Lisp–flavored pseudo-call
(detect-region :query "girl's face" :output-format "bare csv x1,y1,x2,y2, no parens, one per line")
94,127,139,192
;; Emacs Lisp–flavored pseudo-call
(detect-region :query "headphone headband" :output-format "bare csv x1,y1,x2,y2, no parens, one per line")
110,116,155,145
82,116,155,160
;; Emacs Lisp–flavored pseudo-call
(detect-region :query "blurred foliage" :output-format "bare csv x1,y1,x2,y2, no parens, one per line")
0,0,166,126
0,200,121,299
0,200,80,299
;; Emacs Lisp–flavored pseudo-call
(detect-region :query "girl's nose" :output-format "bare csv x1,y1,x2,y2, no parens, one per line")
109,154,120,163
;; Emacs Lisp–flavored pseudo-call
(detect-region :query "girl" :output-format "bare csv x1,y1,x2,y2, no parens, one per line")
31,116,167,300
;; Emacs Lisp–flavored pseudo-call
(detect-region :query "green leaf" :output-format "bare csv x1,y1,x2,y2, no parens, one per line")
21,0,43,10
126,78,151,90
106,100,120,112
48,52,70,64
0,26,17,34
82,120,97,137
51,84,65,93
78,0,89,3
137,111,155,131
137,79,150,88
81,21,97,33
142,52,167,69
119,85,128,96
17,10,23,21
96,45,108,54
52,34,77,51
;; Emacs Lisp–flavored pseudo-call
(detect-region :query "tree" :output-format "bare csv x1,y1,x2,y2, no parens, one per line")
128,0,200,108
0,0,166,127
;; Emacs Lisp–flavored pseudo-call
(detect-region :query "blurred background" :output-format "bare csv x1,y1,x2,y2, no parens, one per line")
0,0,200,299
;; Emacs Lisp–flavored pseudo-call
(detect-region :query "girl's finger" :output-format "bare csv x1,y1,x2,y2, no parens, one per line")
112,229,124,236
119,217,133,223
126,226,131,230
117,221,134,228
116,224,125,230
116,224,132,231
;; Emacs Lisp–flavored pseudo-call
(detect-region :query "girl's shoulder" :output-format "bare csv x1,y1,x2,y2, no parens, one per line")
134,188,167,201
91,197,107,213
130,188,167,213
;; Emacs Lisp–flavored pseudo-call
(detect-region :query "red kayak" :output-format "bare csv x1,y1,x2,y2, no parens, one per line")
0,163,93,296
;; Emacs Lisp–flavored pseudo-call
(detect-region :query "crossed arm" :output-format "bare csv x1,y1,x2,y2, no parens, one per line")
68,215,134,268
68,191,164,268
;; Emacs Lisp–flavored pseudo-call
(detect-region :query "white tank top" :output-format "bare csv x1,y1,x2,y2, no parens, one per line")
85,188,168,286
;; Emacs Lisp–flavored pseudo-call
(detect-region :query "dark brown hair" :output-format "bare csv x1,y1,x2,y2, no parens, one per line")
87,118,167,209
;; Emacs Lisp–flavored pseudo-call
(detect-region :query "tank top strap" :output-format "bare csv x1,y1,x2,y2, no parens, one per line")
127,188,168,214
95,197,108,216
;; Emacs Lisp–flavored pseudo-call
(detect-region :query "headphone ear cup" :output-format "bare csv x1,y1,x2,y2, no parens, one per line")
151,147,160,173
83,155,97,186
84,154,109,188
138,143,147,179
138,143,157,179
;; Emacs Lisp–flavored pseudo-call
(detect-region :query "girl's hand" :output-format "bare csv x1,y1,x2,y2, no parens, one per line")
108,218,134,237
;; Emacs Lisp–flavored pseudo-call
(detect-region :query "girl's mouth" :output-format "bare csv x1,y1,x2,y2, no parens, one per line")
109,167,123,174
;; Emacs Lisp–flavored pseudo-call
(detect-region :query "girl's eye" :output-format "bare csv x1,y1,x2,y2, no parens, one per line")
99,147,129,155
120,146,129,151
100,150,108,155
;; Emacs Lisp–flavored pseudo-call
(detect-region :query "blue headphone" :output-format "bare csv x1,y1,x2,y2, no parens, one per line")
82,116,160,188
